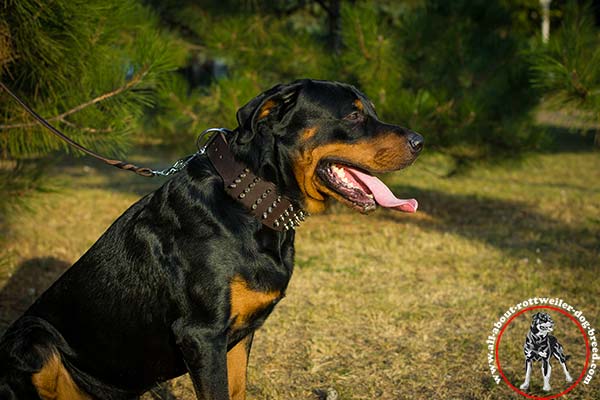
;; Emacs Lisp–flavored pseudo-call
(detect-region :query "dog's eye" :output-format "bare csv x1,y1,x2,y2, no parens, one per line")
344,111,364,122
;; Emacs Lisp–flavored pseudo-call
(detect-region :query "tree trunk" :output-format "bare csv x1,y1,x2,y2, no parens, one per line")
328,0,342,53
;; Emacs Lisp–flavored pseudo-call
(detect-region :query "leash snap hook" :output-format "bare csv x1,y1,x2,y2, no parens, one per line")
151,127,233,177
150,156,194,177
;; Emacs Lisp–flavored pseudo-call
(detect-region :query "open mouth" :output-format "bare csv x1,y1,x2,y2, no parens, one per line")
316,161,418,214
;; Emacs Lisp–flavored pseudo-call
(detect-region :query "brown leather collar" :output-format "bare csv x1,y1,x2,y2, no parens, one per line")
205,132,307,232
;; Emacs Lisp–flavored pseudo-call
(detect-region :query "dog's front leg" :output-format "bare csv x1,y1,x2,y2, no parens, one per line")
520,360,532,390
553,345,573,383
542,360,552,391
560,361,573,383
227,333,254,400
173,320,230,400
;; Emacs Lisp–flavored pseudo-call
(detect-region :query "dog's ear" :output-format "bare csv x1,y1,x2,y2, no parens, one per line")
235,82,304,144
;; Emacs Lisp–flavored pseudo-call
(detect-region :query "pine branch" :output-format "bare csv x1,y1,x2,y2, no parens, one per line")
168,92,199,122
354,17,371,60
0,67,149,130
58,118,114,133
168,92,201,131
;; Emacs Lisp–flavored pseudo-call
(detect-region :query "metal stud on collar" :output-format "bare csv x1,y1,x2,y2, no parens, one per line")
281,209,310,231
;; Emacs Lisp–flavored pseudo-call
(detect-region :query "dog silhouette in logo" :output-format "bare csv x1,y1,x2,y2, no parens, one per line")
520,312,573,392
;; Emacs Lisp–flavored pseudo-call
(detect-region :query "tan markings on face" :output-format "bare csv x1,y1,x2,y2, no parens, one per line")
292,133,413,213
374,147,403,167
301,127,318,142
353,99,364,111
258,100,277,119
32,352,90,400
227,335,251,400
230,275,281,330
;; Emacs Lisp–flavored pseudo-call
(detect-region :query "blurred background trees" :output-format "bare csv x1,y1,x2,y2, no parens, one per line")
529,1,600,145
1,0,599,199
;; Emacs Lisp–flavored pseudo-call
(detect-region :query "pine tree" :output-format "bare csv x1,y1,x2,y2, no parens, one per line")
0,0,185,159
141,0,337,141
529,1,600,145
1,0,553,183
340,0,543,162
153,0,542,164
0,0,187,210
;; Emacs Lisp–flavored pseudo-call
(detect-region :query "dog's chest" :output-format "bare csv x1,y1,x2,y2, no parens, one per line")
229,275,285,331
528,332,552,357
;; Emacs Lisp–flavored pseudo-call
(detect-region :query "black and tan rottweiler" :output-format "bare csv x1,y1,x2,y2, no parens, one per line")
0,79,423,400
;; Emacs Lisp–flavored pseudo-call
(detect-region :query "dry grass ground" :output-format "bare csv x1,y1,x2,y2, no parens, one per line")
1,134,599,399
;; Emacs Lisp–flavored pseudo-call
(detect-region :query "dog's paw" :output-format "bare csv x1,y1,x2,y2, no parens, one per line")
566,375,573,383
519,383,529,390
543,384,552,392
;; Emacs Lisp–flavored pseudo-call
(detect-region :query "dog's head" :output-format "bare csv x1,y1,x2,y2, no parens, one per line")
531,312,554,337
232,79,423,215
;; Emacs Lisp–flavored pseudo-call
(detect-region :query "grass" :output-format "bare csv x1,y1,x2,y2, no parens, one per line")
1,134,599,399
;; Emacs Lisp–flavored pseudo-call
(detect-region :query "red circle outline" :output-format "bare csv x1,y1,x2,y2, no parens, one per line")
494,305,591,399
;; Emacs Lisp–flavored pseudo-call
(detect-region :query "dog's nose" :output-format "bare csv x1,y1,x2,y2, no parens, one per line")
408,132,424,154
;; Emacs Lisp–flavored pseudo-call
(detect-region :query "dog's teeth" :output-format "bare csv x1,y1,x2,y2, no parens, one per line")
367,194,374,199
332,165,346,180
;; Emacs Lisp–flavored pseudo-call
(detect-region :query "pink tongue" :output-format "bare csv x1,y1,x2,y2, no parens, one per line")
344,167,418,213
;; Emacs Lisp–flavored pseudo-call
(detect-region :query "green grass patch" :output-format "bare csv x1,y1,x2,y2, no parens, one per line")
1,144,598,399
